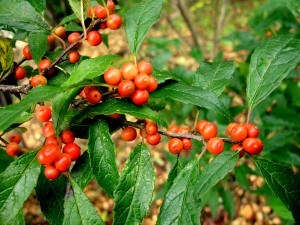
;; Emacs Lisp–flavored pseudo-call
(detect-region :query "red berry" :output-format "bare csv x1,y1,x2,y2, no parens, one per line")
68,50,80,63
243,138,263,155
231,124,248,141
178,126,190,133
146,122,158,135
35,106,52,122
9,133,21,144
168,124,180,133
42,143,61,165
147,76,158,93
31,75,47,87
131,89,149,106
38,59,55,75
87,90,102,104
196,120,208,134
100,22,108,29
121,62,138,80
14,66,27,80
42,121,55,137
226,122,238,136
108,113,121,119
182,138,192,151
55,153,72,172
118,80,136,98
246,123,260,138
134,73,150,90
68,32,81,46
48,35,56,44
6,142,20,156
44,165,61,180
80,86,97,98
231,144,245,158
107,14,122,30
201,122,218,140
106,0,115,14
54,26,66,38
60,130,75,144
207,137,224,154
94,4,108,19
37,149,47,165
168,138,183,154
104,67,122,85
87,31,102,46
63,143,81,161
88,6,96,18
137,60,152,75
121,127,137,141
45,135,62,149
23,45,32,60
146,133,161,145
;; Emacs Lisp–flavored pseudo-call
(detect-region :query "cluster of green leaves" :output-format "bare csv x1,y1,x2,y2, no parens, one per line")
0,0,300,224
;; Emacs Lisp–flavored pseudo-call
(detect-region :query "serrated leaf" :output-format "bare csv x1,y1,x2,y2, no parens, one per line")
28,32,48,64
194,61,235,96
152,69,182,84
0,149,13,173
58,14,78,26
62,55,119,87
71,151,94,190
113,143,155,225
157,159,201,225
7,208,24,225
254,157,300,223
166,157,182,192
0,0,50,33
0,37,14,77
27,0,45,14
36,172,67,225
68,0,88,20
220,188,235,220
247,35,300,109
74,98,166,127
65,22,83,32
88,120,119,197
63,177,105,225
195,151,239,198
52,88,80,135
0,151,41,224
151,83,232,121
0,86,61,132
125,0,163,55
206,188,219,219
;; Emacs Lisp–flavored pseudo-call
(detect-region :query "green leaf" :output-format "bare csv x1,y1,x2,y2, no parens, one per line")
58,14,78,26
254,157,300,223
62,55,119,87
0,149,13,173
195,151,239,198
125,0,163,55
166,157,182,191
7,208,24,225
28,32,48,64
27,0,45,14
0,151,41,224
88,120,119,197
194,61,235,96
113,143,155,225
247,35,300,109
206,188,219,219
0,86,61,132
36,172,67,225
220,188,235,220
0,0,50,33
67,0,88,21
52,88,80,135
151,83,232,121
65,22,83,32
74,98,166,127
63,177,105,225
0,37,14,77
157,159,201,225
152,69,182,84
71,151,94,190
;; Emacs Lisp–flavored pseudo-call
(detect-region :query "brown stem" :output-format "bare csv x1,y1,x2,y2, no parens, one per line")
198,146,207,160
176,0,200,49
246,109,252,126
0,84,31,94
0,136,9,145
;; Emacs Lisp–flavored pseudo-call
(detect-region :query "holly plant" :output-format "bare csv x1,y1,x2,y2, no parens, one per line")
0,0,300,224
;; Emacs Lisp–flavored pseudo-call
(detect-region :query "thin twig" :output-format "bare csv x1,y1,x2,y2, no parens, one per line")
81,0,87,40
0,84,31,94
246,109,252,126
198,147,207,160
0,136,9,145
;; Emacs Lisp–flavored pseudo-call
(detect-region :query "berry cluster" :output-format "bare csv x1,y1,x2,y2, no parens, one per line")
35,105,81,180
5,133,22,157
167,125,193,154
104,60,158,106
